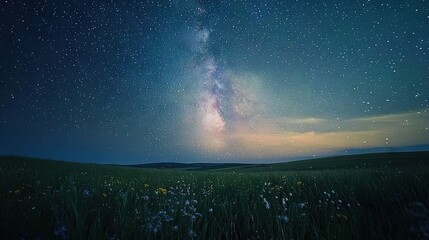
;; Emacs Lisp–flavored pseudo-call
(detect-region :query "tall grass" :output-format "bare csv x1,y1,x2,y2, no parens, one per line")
0,156,428,239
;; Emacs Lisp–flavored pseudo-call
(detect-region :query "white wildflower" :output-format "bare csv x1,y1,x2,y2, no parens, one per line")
277,215,289,223
263,198,270,209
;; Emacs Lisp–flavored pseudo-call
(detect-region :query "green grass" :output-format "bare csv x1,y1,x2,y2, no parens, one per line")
1,153,429,239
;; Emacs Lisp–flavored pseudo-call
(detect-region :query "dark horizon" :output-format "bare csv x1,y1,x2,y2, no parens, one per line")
3,145,429,165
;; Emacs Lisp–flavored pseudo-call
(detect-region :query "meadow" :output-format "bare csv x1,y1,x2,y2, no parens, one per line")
1,152,429,239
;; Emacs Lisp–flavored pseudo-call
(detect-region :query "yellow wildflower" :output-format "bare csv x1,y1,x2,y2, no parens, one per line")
157,187,168,195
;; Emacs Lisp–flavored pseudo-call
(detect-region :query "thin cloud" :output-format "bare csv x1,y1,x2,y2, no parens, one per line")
213,110,429,159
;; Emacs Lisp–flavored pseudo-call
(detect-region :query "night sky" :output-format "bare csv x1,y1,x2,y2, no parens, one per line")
1,0,428,164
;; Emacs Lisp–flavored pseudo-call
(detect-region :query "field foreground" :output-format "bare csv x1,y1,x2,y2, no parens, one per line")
1,152,429,239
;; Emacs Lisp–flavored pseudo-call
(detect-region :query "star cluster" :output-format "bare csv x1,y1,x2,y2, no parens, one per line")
1,0,428,163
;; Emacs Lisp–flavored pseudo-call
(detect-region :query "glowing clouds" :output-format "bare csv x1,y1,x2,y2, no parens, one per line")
201,94,225,134
198,93,226,150
226,110,429,160
186,20,229,150
197,58,229,149
228,71,267,123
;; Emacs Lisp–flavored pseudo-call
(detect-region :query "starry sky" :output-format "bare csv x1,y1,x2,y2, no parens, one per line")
1,0,428,164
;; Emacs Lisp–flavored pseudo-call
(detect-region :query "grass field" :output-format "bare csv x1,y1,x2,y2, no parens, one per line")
1,152,429,239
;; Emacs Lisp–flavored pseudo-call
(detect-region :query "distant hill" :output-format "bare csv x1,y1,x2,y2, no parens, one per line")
128,162,252,171
236,151,429,172
2,151,429,172
127,151,429,171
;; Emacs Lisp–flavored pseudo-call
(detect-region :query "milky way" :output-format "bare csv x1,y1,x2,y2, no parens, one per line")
0,0,428,163
188,7,231,150
189,11,265,152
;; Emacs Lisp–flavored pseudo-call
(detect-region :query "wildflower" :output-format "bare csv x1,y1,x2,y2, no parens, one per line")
102,193,107,198
277,215,289,223
208,208,213,213
142,195,149,201
14,189,21,195
82,189,91,197
148,223,161,233
148,215,162,233
144,184,149,188
336,214,348,221
298,202,306,208
188,229,196,237
156,187,168,195
296,181,303,186
54,225,67,239
282,197,289,205
155,210,172,223
172,225,179,231
263,198,270,209
120,191,128,199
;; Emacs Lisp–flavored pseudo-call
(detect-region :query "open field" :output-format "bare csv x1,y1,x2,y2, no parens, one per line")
1,152,429,239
